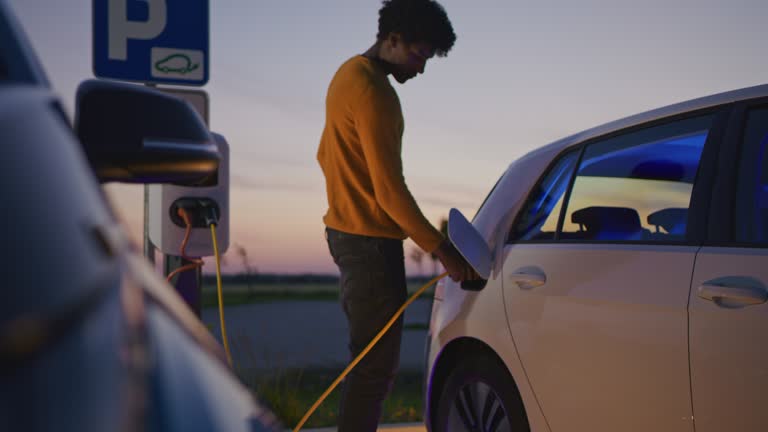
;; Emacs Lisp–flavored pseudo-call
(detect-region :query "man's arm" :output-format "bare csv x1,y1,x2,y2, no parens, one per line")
355,84,443,253
355,85,475,281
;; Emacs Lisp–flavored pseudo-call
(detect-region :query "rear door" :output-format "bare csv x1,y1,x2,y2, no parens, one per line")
689,102,768,432
502,110,728,432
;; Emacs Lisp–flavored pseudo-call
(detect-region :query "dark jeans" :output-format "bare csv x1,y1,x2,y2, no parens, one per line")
325,228,407,432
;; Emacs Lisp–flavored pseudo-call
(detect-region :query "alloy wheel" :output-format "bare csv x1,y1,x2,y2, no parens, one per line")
446,380,512,432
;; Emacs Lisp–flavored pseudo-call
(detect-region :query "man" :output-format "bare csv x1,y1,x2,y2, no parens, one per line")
317,1,475,430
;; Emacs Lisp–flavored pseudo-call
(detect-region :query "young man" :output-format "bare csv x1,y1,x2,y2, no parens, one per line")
317,0,474,430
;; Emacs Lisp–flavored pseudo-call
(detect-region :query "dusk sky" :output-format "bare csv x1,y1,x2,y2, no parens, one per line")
11,0,768,274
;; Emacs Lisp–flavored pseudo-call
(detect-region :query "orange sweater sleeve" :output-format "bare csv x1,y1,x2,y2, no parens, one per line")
353,83,444,253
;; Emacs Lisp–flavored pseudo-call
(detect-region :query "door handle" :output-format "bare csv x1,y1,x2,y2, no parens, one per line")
697,283,768,306
509,269,546,289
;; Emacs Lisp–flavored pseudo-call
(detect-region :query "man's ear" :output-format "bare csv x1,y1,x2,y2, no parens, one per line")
388,32,403,48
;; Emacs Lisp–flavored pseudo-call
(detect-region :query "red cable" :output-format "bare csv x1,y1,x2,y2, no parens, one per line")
166,207,205,283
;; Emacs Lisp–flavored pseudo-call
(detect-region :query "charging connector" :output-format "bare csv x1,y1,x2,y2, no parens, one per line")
201,201,219,227
169,198,220,228
165,206,205,284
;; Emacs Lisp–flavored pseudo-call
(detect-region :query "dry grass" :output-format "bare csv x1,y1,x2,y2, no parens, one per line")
231,333,424,429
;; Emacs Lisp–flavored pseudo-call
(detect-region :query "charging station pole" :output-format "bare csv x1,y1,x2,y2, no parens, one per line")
159,88,210,317
144,186,154,264
92,0,212,316
143,83,157,265
148,125,230,318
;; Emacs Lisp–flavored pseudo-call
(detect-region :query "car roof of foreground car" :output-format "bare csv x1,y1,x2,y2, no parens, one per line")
525,82,768,162
0,0,49,86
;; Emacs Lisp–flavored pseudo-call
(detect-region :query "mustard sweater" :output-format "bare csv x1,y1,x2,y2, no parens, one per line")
317,56,444,253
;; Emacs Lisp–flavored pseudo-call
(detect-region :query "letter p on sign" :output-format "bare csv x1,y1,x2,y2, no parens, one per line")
108,0,167,61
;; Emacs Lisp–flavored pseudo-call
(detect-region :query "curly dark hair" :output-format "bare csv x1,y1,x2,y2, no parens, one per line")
376,0,456,57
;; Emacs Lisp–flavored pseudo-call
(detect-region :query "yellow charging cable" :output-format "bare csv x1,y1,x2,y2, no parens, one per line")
210,223,233,367
208,218,446,428
292,271,448,432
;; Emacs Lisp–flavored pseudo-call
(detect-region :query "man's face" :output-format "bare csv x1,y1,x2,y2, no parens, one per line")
390,40,435,84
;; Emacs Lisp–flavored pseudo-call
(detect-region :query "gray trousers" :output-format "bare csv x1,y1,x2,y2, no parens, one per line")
325,228,407,432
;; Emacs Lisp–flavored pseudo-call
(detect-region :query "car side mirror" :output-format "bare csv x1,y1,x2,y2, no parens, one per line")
74,79,219,185
448,208,491,290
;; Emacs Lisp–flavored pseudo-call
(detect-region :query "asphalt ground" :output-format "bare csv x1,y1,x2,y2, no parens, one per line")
201,298,433,371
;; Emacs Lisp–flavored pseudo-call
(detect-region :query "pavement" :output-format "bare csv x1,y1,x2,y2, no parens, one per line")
201,298,433,371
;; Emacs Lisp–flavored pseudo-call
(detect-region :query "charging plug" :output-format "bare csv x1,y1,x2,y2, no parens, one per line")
170,198,221,228
201,201,220,227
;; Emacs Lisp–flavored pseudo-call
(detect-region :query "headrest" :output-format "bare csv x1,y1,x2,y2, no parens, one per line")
572,206,641,234
647,208,687,234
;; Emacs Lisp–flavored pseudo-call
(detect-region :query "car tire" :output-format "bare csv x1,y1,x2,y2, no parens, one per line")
434,354,529,432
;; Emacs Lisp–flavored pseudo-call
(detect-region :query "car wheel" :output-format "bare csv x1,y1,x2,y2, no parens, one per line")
434,354,529,432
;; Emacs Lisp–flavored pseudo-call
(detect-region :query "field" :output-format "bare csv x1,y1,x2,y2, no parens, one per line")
201,280,437,308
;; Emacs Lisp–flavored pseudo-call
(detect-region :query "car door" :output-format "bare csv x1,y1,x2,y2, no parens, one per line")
689,102,768,432
502,111,726,432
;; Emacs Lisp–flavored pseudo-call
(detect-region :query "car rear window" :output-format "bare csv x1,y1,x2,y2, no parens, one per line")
561,114,714,242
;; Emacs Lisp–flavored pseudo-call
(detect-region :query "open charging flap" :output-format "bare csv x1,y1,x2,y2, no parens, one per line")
447,208,491,290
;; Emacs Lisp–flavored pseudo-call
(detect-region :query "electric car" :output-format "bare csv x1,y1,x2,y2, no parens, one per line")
425,83,768,432
0,2,277,431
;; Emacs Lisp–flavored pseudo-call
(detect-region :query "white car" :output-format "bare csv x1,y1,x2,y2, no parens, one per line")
425,83,768,432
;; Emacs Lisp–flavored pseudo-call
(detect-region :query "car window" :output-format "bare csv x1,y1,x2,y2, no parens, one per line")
510,150,579,241
561,115,714,242
734,107,768,246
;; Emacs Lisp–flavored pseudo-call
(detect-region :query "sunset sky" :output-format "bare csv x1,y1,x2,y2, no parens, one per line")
11,0,768,274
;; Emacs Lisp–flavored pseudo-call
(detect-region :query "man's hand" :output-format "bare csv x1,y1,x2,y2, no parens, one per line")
432,239,479,282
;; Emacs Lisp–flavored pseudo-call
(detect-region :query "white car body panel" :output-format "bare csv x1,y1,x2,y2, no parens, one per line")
689,247,768,432
427,276,552,432
502,243,697,431
426,147,564,432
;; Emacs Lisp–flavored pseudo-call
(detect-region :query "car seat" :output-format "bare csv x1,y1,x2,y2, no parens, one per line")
571,206,645,241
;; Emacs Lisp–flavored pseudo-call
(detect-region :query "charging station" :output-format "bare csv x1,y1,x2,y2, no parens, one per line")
148,132,230,257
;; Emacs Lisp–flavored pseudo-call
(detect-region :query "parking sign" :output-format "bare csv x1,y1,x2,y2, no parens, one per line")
93,0,209,86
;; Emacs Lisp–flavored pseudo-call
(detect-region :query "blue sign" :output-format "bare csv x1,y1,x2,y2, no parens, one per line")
93,0,209,86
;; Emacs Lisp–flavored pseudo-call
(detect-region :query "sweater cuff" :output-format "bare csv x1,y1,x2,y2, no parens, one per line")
415,229,445,255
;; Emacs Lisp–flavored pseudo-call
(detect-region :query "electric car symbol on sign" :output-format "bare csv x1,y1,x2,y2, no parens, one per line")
155,54,200,75
425,84,768,432
0,2,277,431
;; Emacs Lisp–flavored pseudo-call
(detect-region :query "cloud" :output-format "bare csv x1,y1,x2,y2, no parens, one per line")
230,174,317,192
418,195,481,210
233,151,316,167
411,180,488,198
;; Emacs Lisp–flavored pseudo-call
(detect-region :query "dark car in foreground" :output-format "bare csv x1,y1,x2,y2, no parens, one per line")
0,1,277,430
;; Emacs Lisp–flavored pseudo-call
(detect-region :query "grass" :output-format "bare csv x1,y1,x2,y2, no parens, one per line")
238,367,424,429
228,322,427,429
202,280,434,428
403,322,429,331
